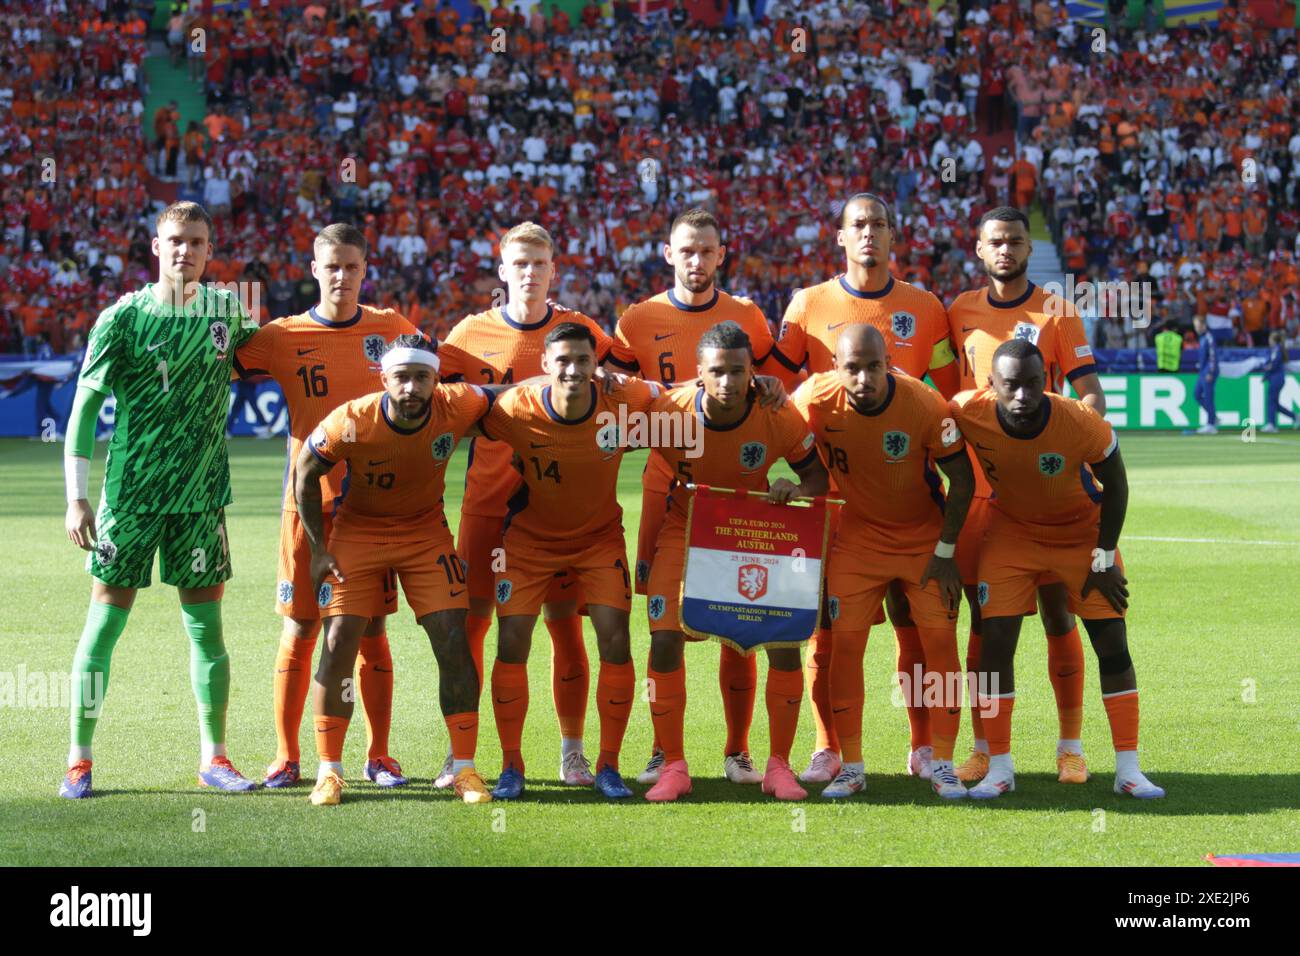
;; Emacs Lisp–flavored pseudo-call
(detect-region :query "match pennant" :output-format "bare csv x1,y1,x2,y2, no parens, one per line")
679,485,831,654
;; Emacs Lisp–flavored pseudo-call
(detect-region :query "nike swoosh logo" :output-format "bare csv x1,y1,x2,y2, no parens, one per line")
727,685,754,693
450,588,466,597
275,668,299,674
610,698,632,706
833,707,849,714
654,332,673,341
560,581,575,589
483,351,502,358
495,696,521,705
374,667,393,673
975,442,993,450
785,698,800,706
297,347,318,356
146,340,167,352
826,426,844,432
961,326,975,333
827,322,846,331
651,708,671,717
560,674,581,682
1057,669,1079,678
368,459,390,466
947,709,961,715
529,442,551,449
456,723,475,731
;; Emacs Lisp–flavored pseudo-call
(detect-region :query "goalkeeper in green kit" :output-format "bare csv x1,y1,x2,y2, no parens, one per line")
60,202,260,797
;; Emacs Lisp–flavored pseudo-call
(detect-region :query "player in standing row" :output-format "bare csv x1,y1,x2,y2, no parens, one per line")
234,223,418,790
950,340,1163,800
604,207,799,787
437,222,613,788
61,201,260,797
943,207,1107,785
773,192,961,786
641,321,830,802
480,323,662,800
791,326,976,799
294,337,495,805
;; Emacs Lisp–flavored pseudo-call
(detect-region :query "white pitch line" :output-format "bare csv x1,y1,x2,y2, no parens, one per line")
1126,535,1298,547
1130,477,1300,486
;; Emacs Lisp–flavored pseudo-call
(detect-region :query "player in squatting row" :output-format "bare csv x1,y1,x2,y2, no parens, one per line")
940,206,1108,785
641,321,831,802
950,339,1163,800
61,201,260,797
479,322,663,800
233,222,419,790
436,221,615,788
791,325,976,799
602,206,801,788
770,192,962,786
293,336,506,805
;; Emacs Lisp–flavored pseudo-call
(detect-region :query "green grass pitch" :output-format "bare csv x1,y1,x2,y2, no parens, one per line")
1,433,1298,866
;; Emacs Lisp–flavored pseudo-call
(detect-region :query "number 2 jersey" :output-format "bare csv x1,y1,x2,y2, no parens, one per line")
307,384,491,543
78,284,257,514
233,305,419,515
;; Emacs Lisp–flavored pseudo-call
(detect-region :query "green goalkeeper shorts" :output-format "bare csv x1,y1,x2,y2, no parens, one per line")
87,504,232,590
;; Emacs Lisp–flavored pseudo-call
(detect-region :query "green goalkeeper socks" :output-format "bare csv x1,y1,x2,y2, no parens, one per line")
181,601,230,749
69,601,130,760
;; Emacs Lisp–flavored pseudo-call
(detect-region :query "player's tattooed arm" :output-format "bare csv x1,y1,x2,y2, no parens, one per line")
921,451,975,612
768,453,830,505
294,443,345,586
1081,447,1129,613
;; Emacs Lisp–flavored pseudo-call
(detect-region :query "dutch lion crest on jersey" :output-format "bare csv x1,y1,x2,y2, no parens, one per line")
496,579,513,604
636,560,650,585
317,582,333,607
209,321,230,355
1038,452,1065,476
1013,322,1041,344
829,596,840,621
596,423,621,454
277,580,294,605
363,335,388,364
883,430,910,459
431,432,455,461
891,311,916,340
739,441,767,470
648,595,666,621
977,582,989,606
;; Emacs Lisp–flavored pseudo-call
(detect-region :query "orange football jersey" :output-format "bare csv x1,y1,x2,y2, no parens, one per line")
792,371,965,553
234,304,419,513
308,384,491,543
482,378,660,542
609,287,784,495
649,384,819,520
947,282,1097,395
438,304,612,517
949,388,1117,536
774,275,956,378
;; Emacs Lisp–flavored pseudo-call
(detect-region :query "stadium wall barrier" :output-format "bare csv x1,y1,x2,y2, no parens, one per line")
1093,374,1300,430
2,377,1297,437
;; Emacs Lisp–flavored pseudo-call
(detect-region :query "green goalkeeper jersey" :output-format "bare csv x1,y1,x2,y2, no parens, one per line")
78,283,259,514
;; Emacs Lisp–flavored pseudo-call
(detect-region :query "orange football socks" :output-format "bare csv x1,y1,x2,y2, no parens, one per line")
765,667,803,762
978,693,1015,756
596,660,635,772
966,629,986,746
647,667,686,763
719,643,757,755
273,632,316,763
895,624,931,750
804,627,839,753
546,615,588,742
491,660,529,772
830,628,870,764
1102,689,1139,752
314,714,349,765
1047,626,1085,743
445,711,478,761
917,627,961,761
357,631,394,761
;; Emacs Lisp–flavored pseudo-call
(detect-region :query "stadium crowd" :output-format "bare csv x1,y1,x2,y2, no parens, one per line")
3,0,1300,357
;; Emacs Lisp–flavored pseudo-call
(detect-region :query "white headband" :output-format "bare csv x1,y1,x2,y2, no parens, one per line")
381,348,440,373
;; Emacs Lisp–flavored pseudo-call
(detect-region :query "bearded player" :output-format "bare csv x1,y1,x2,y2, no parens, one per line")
942,206,1107,785
642,321,830,802
773,192,961,785
61,201,260,797
950,340,1163,800
792,326,975,799
480,323,662,800
295,337,495,805
436,222,613,788
234,223,418,790
603,207,800,787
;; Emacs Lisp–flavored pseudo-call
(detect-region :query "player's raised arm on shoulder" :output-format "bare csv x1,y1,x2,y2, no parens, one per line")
1069,370,1106,415
1052,312,1106,415
63,385,108,550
